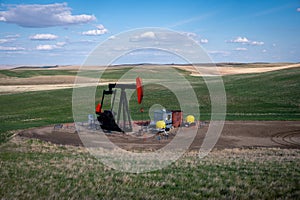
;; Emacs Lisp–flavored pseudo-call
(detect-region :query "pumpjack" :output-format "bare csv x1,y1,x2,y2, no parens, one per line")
95,77,143,133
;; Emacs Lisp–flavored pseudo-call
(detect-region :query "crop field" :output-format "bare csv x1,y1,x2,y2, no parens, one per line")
0,64,299,198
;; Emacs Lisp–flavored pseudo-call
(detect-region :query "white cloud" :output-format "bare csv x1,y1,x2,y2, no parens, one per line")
30,34,58,40
181,32,208,44
140,31,156,39
82,24,108,36
235,47,247,51
82,29,107,36
181,32,197,38
0,39,8,43
130,31,157,42
5,34,20,38
0,38,15,44
0,3,96,27
200,39,208,44
228,36,264,46
250,41,264,45
208,50,230,56
229,36,250,44
297,8,300,12
130,31,207,47
36,42,66,50
0,46,24,51
262,49,267,53
56,42,66,47
108,35,116,40
77,39,95,43
96,24,105,30
36,44,56,50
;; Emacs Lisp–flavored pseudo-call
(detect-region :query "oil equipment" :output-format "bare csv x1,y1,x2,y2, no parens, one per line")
95,77,143,133
96,77,196,134
150,109,196,132
150,109,183,131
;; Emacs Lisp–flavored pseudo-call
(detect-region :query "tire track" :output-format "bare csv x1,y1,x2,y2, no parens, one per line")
271,130,300,148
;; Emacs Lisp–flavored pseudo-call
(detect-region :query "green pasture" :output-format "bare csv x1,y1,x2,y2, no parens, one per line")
0,66,299,143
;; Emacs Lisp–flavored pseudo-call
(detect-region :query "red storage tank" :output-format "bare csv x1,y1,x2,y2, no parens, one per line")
171,110,183,128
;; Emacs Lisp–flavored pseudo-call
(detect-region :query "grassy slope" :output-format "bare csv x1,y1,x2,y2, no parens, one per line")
0,89,74,143
0,69,77,78
0,139,299,199
0,67,299,143
223,68,300,120
78,67,132,79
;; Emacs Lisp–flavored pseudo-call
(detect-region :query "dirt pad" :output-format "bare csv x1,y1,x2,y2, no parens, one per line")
18,121,300,151
19,125,83,147
194,121,300,150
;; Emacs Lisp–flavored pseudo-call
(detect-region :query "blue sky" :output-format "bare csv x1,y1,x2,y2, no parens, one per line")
0,0,299,66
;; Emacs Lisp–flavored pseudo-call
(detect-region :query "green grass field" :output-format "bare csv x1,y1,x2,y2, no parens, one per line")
0,65,299,198
0,139,299,199
0,67,299,143
0,69,77,78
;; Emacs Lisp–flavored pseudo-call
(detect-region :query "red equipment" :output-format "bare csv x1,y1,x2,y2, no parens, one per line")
136,77,143,104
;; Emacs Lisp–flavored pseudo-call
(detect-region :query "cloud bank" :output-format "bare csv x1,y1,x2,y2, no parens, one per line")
0,3,96,27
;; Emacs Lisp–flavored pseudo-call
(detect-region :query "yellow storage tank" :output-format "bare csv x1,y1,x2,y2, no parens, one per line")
186,115,195,124
156,120,166,129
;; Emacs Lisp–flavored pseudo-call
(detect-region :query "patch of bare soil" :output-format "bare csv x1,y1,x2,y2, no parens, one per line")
176,63,300,76
0,75,77,85
0,75,86,94
0,84,77,94
0,75,134,94
18,124,82,147
17,121,300,151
